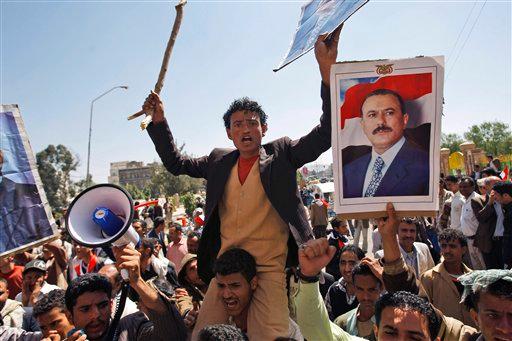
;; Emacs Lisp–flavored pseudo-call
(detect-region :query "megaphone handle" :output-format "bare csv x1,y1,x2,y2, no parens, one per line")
114,240,137,281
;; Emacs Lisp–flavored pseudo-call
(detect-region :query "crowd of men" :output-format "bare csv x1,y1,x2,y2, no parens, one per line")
2,27,512,340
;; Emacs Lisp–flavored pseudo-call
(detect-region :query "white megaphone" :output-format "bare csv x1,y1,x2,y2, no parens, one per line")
65,184,140,280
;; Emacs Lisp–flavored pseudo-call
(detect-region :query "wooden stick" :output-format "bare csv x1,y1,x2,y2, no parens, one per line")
127,0,187,130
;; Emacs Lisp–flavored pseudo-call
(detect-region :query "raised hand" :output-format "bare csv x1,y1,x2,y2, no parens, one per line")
142,90,165,124
298,238,336,277
314,24,343,87
113,244,141,285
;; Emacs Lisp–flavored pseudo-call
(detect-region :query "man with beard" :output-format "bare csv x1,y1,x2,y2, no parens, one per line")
342,89,429,198
64,245,187,341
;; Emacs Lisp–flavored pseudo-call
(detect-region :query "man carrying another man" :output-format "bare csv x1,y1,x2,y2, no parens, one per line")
143,25,341,340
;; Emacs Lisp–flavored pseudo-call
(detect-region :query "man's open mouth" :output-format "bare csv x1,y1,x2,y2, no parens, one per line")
224,299,238,309
241,136,252,143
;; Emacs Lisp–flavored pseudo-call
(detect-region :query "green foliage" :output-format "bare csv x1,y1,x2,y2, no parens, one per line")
180,192,195,216
71,174,95,197
123,183,151,201
148,164,204,198
463,122,512,156
441,133,463,152
36,144,79,210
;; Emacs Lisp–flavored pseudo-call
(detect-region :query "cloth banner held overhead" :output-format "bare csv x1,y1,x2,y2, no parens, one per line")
274,0,368,72
0,105,58,257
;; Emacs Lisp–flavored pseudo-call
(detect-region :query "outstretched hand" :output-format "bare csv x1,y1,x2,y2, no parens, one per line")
314,24,343,87
298,238,336,277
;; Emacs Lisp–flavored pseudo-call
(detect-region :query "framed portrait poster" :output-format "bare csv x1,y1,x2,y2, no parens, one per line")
330,57,444,218
1,104,58,256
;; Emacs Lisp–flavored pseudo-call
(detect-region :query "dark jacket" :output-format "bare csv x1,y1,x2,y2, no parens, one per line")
342,139,429,198
471,194,496,253
117,292,187,341
147,84,331,283
503,202,512,267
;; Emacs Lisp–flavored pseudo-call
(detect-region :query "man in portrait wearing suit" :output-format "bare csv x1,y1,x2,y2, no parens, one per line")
0,149,53,253
342,88,429,198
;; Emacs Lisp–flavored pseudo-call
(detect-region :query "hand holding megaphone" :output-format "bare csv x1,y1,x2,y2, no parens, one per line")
65,184,141,281
112,244,142,285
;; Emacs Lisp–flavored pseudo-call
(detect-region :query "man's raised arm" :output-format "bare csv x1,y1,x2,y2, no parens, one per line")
288,26,342,168
379,203,420,294
143,91,209,179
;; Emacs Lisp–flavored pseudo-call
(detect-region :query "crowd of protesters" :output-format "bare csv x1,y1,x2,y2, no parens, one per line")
2,27,512,341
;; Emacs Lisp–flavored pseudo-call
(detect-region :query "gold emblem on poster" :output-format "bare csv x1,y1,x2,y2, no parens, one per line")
376,64,393,75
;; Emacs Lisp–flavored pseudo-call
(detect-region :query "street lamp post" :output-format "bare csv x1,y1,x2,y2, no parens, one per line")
86,85,128,187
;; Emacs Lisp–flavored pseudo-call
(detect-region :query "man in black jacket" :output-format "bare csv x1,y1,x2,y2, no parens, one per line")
143,28,341,340
493,181,512,269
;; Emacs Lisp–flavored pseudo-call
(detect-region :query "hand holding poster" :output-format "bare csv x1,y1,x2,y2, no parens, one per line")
0,104,58,257
331,57,444,218
274,0,367,72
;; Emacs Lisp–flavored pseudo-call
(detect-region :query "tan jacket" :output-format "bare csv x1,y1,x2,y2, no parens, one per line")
420,263,476,328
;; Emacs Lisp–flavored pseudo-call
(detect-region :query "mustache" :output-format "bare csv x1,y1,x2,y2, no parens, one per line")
372,125,393,135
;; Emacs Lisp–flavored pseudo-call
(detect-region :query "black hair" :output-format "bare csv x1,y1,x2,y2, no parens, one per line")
481,167,498,177
460,176,475,187
33,289,66,318
438,228,468,247
493,181,512,196
330,217,343,228
198,324,248,341
150,278,175,298
314,193,320,199
141,237,157,254
340,245,365,261
171,223,183,233
445,175,459,184
65,273,112,313
400,217,418,226
464,279,512,311
361,88,405,116
153,216,165,228
187,231,200,240
352,263,381,286
214,248,256,283
222,97,268,129
375,291,441,341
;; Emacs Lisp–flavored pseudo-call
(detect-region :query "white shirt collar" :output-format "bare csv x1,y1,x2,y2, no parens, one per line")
371,136,406,165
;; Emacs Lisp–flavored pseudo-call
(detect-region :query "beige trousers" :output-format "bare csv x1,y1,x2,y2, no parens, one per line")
191,271,289,340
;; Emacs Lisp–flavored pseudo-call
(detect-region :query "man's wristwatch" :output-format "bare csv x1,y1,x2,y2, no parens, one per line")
297,269,320,283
